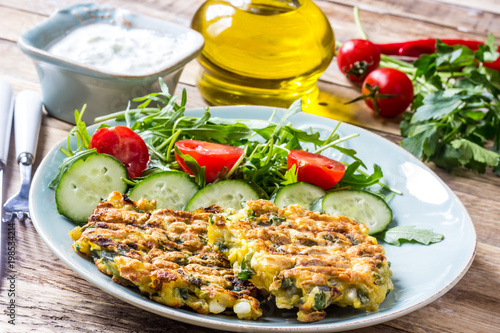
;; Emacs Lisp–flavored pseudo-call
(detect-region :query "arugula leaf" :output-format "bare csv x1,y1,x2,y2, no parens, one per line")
88,78,394,200
65,105,92,155
49,106,97,189
339,163,383,189
174,146,206,187
281,164,298,185
48,149,97,189
182,123,253,143
272,99,302,137
382,226,444,246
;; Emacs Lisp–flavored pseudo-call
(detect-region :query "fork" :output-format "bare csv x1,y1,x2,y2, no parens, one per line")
2,91,42,221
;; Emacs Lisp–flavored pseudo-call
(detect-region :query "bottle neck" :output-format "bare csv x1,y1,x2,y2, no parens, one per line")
228,0,304,14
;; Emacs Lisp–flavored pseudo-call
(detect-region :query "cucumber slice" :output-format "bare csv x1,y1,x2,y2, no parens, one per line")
129,171,199,210
185,180,259,211
311,198,323,212
56,154,128,223
273,182,326,210
322,190,393,235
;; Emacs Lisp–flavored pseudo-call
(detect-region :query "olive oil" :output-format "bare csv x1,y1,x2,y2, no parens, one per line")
191,0,334,108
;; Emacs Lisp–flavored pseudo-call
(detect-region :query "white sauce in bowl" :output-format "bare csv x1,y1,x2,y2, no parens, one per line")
48,23,196,75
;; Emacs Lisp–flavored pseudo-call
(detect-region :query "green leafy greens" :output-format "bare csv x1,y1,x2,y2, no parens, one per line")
238,252,255,280
52,79,421,243
48,106,97,189
384,37,500,174
381,226,444,246
92,80,393,199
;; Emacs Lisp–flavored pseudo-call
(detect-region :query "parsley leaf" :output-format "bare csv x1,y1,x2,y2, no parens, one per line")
238,252,255,280
450,139,500,172
398,37,500,174
401,124,438,159
314,292,327,310
410,91,465,123
382,226,444,246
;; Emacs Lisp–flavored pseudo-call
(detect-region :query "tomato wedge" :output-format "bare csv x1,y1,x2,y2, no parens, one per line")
89,126,150,179
174,140,244,183
287,150,345,190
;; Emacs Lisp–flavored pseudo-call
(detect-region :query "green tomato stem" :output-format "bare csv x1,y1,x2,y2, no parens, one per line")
353,7,368,40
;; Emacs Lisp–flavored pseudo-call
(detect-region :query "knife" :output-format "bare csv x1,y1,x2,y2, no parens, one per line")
0,79,15,278
2,90,43,220
0,79,14,218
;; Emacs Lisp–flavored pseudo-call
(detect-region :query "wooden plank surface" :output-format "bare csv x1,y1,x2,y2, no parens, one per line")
1,0,499,332
325,0,500,37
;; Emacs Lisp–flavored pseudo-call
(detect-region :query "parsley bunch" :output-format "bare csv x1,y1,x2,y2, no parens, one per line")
387,36,500,174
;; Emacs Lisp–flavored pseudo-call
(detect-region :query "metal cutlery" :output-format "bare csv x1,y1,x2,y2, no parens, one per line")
0,79,15,221
2,90,43,222
0,79,15,280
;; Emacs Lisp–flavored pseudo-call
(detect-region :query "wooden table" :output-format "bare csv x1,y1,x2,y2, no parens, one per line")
1,0,499,332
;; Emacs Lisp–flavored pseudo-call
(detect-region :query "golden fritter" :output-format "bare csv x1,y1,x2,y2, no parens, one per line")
69,192,263,320
208,200,393,322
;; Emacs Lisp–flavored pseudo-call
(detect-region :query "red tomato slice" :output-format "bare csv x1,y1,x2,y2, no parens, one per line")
174,140,244,183
287,150,346,190
89,126,150,179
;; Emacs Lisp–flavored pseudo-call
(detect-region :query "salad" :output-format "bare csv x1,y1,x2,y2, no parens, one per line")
49,79,442,245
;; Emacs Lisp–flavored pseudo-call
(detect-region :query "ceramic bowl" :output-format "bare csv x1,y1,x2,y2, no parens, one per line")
18,3,204,124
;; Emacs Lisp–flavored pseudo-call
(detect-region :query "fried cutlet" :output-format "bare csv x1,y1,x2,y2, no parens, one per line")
69,191,263,319
207,199,393,322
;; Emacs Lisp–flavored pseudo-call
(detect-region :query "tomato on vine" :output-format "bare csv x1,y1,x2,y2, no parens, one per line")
336,39,381,81
347,68,414,118
361,68,414,118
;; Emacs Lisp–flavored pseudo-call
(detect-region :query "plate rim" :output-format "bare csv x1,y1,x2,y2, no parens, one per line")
29,105,477,332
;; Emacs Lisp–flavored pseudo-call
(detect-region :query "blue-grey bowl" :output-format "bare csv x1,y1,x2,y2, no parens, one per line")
18,3,204,124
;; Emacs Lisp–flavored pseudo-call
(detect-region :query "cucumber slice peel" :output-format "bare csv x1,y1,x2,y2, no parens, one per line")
322,189,393,235
186,180,259,211
56,154,128,223
129,171,199,210
274,182,326,210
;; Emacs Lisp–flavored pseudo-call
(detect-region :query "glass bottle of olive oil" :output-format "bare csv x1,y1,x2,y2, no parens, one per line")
191,0,334,108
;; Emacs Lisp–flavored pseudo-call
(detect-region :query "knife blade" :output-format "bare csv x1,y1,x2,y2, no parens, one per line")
2,90,44,220
0,79,14,217
0,79,15,278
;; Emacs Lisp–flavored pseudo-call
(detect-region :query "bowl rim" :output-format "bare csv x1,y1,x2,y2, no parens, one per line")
17,3,204,80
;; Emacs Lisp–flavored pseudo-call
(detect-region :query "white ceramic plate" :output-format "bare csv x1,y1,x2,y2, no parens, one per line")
30,106,476,332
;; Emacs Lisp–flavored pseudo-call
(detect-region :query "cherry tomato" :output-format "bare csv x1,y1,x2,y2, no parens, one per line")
89,126,150,179
337,39,381,81
362,68,414,118
175,140,244,183
287,150,346,190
